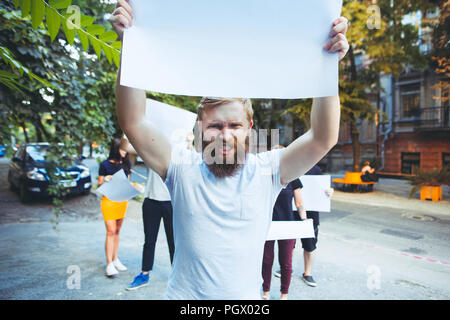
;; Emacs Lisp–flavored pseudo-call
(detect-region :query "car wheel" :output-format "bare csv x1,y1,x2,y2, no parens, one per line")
7,172,16,191
19,182,30,203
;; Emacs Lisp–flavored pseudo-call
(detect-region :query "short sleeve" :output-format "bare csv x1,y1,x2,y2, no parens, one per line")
256,149,285,192
98,161,107,176
292,178,302,190
164,145,199,193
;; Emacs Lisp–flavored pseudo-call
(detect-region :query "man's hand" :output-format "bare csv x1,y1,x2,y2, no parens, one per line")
324,17,349,61
325,187,334,198
110,0,134,41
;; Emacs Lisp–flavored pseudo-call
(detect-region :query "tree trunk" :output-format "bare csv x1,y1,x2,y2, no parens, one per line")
33,119,43,142
21,122,29,143
348,45,361,172
350,121,360,172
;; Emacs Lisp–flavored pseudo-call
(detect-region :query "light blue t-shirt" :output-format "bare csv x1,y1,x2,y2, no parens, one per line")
164,146,284,299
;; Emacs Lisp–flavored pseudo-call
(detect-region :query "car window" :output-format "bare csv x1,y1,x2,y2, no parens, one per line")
26,145,48,162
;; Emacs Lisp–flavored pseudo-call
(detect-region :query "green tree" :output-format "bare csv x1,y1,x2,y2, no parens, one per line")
285,0,436,171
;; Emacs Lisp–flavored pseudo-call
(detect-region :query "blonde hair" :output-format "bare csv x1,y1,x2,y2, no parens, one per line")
197,97,253,124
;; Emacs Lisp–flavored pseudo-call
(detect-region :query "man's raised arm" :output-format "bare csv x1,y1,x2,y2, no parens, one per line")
111,0,171,180
280,17,349,185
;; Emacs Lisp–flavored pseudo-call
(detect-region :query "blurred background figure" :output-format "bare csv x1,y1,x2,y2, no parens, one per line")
361,161,378,182
98,138,132,277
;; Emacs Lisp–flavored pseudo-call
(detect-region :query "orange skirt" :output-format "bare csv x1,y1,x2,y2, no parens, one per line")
101,196,128,221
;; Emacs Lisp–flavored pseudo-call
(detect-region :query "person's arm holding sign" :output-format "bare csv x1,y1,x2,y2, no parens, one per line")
293,188,307,221
280,17,349,185
111,0,171,181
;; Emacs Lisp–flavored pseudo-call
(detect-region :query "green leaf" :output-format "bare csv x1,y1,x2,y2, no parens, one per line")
86,24,105,35
49,0,72,10
20,0,31,18
12,0,20,9
61,15,76,45
0,70,21,79
77,30,89,51
88,34,102,58
31,0,45,29
102,43,112,64
99,31,118,42
80,15,95,27
110,41,122,50
112,50,121,68
46,6,61,42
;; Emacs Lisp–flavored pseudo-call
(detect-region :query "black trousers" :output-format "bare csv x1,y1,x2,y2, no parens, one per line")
141,198,175,272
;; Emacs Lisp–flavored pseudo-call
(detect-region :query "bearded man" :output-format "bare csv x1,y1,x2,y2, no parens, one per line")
111,0,349,299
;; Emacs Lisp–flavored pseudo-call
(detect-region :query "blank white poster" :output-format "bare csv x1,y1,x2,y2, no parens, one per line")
292,175,331,212
97,169,143,202
266,220,315,240
144,99,197,146
121,0,343,99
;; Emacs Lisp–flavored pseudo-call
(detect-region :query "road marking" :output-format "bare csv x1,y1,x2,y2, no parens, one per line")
319,231,450,267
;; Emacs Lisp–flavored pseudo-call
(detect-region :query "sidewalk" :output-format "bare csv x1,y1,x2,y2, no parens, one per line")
330,175,450,217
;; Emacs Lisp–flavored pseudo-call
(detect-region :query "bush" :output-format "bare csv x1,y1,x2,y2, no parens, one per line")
408,167,450,198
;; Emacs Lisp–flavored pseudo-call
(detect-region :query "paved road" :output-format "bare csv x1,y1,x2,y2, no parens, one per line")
0,159,449,300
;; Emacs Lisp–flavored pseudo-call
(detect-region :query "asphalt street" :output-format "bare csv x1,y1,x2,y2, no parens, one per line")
0,158,449,300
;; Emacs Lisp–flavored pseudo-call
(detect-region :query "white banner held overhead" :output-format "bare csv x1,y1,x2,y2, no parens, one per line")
121,0,343,99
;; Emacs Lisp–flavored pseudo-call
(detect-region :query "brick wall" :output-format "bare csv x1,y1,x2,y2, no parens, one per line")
383,132,450,173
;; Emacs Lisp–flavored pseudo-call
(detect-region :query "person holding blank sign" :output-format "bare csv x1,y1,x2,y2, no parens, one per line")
261,167,306,300
111,0,348,299
296,165,334,287
98,138,132,277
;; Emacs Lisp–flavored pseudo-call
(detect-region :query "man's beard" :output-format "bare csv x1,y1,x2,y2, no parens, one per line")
202,136,249,178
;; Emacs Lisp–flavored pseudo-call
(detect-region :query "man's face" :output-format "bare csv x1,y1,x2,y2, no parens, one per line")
199,101,253,178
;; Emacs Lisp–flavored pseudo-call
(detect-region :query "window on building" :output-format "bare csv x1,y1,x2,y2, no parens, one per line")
443,153,450,170
401,152,420,174
400,83,421,118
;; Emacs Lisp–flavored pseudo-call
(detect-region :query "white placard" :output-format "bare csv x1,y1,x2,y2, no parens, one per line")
97,169,143,202
121,0,342,99
292,175,331,212
266,220,315,240
145,99,197,146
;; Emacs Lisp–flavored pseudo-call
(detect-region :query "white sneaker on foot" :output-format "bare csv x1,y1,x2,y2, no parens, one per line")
106,263,119,276
113,258,127,271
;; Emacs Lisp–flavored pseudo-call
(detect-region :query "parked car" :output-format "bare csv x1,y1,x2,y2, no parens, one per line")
0,145,6,157
8,143,92,203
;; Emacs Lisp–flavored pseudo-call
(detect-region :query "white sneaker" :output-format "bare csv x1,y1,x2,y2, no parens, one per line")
106,263,119,276
113,258,127,271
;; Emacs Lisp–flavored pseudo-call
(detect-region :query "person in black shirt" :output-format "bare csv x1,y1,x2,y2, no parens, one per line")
297,165,334,287
261,147,307,300
98,138,132,277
